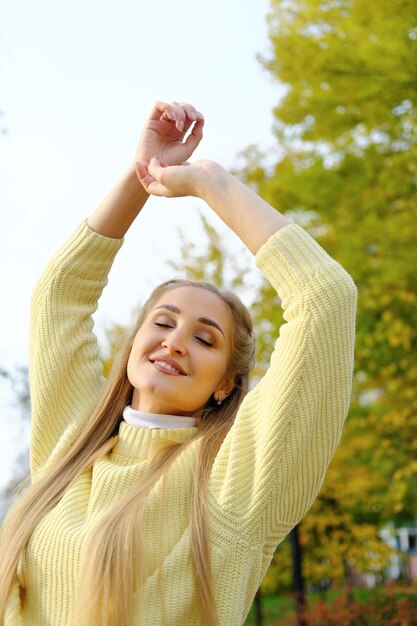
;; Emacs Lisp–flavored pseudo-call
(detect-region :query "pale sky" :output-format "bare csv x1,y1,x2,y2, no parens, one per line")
0,0,285,489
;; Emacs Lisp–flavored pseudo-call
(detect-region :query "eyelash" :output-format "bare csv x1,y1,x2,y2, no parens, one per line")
154,322,214,347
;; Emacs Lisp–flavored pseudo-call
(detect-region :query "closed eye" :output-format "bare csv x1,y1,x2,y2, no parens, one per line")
196,336,213,347
154,321,213,346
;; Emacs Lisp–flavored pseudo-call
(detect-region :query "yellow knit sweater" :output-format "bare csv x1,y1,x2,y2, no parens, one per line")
5,221,357,625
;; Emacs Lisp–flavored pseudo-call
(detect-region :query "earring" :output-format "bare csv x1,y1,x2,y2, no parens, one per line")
216,397,223,406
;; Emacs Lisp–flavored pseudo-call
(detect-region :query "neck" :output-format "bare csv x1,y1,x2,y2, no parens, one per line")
123,406,198,429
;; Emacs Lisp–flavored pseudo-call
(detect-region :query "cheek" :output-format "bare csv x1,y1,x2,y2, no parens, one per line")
202,354,228,385
130,330,150,358
126,336,144,377
126,351,135,385
126,330,161,378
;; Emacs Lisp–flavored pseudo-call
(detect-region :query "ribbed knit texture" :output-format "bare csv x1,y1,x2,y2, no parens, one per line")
5,221,357,625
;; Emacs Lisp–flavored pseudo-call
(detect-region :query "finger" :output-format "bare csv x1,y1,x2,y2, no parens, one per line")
147,157,185,197
136,160,168,196
145,180,170,197
135,161,156,191
179,102,201,124
178,104,204,138
151,101,175,122
153,101,181,127
152,101,204,129
135,161,149,180
167,101,187,132
147,156,178,182
183,118,204,153
147,156,165,180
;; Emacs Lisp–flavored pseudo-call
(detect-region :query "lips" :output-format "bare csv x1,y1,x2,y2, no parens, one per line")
149,355,187,376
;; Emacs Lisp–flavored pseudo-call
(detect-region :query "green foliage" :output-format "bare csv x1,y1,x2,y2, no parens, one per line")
262,0,417,147
236,0,417,592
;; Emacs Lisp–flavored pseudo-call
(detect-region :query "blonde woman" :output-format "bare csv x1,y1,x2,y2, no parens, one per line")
0,101,357,626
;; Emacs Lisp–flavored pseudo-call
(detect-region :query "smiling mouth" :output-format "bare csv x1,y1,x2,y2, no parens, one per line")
151,360,186,376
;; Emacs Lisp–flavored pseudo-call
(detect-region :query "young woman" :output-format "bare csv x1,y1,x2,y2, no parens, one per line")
0,101,357,626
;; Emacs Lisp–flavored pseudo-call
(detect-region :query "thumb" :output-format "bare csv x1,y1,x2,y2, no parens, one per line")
147,157,164,179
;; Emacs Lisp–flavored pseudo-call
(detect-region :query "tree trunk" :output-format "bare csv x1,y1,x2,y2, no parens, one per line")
254,589,263,626
290,525,307,626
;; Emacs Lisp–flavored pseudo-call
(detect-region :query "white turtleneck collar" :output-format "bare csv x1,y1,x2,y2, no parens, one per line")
123,405,198,430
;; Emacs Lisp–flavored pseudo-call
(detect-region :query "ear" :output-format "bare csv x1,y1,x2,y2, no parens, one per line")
214,372,236,401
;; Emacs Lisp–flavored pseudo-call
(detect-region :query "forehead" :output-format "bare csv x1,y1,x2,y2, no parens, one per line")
152,286,232,330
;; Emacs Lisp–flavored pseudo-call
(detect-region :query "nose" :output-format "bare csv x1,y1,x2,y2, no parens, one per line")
161,329,187,355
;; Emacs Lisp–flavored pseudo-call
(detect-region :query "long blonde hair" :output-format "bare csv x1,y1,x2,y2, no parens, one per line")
0,279,255,626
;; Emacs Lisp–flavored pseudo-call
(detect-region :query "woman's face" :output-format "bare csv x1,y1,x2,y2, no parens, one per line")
127,286,235,415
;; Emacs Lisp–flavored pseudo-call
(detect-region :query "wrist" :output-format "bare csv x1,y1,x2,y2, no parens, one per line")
87,165,149,239
193,161,228,201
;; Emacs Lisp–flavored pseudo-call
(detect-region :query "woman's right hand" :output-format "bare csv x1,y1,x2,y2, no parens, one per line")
134,101,204,168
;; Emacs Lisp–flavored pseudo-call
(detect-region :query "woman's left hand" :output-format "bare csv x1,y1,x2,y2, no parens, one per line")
136,157,219,198
134,101,204,167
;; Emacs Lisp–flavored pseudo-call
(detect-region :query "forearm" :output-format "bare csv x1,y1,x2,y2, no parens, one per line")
199,165,291,255
87,164,149,238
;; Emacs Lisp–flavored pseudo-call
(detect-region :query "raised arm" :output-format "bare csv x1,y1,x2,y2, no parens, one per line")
135,158,291,252
88,102,204,238
209,228,357,540
136,158,357,544
30,102,204,478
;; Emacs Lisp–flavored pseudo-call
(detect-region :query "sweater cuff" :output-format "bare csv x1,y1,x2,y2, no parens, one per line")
255,223,338,296
51,220,124,280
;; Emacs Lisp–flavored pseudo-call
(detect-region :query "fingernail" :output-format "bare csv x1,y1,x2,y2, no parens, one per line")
189,112,197,121
178,120,184,131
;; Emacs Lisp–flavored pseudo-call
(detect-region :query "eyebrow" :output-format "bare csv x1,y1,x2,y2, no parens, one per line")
153,304,225,337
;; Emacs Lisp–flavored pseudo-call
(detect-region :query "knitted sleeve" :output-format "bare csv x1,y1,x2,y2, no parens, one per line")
29,222,123,479
209,224,357,543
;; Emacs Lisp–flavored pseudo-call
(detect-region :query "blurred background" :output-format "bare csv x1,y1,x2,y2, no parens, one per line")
1,0,416,624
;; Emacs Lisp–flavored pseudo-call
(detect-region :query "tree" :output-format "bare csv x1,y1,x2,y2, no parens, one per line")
236,0,417,585
167,211,394,593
